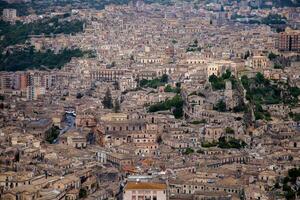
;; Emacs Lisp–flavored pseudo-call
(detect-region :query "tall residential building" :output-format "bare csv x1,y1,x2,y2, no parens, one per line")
2,8,17,22
26,86,45,101
19,73,28,91
278,28,300,52
0,72,29,91
28,72,42,87
0,72,13,91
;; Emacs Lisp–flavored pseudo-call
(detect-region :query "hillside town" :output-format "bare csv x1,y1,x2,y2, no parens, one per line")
0,0,300,200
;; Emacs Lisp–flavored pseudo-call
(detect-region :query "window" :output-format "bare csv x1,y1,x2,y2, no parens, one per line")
138,196,144,200
153,196,157,200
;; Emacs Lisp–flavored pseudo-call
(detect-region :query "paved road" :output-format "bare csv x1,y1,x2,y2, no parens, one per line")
53,113,75,144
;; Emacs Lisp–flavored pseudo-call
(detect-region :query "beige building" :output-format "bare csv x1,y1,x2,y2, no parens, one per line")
101,113,128,122
207,63,219,78
123,182,167,200
59,130,87,149
2,9,17,22
247,56,269,70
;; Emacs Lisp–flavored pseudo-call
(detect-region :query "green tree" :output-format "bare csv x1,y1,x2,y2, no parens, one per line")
111,61,116,67
148,94,183,118
225,127,234,134
209,74,225,90
244,50,250,59
156,135,163,144
0,47,86,71
183,147,194,155
208,70,235,91
194,39,198,45
102,88,113,109
241,75,250,89
218,137,246,149
268,52,278,60
45,126,60,144
164,85,173,92
139,75,169,89
113,99,121,113
255,72,268,85
164,84,181,93
79,188,87,199
161,74,169,83
196,149,204,154
221,69,231,79
14,151,20,162
214,100,226,112
0,17,84,50
202,141,218,148
76,93,83,99
261,14,286,25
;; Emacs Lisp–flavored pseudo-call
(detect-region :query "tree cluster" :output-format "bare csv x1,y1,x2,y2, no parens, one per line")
164,83,181,93
261,14,286,25
0,47,85,71
274,167,300,200
241,73,300,120
186,39,201,52
183,147,194,155
45,126,60,144
139,74,168,89
0,16,84,50
202,137,246,149
102,88,121,112
148,94,183,118
209,69,236,91
214,100,227,112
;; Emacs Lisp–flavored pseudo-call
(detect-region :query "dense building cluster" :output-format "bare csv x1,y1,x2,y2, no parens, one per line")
0,0,300,200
